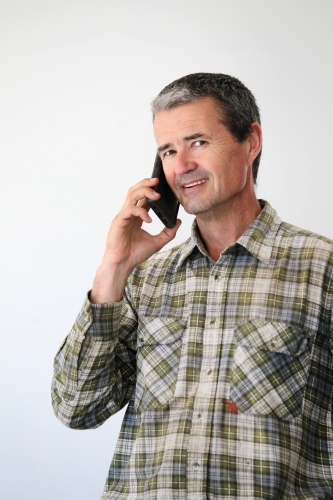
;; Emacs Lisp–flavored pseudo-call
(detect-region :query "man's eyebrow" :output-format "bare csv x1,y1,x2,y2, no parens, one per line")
183,132,205,141
157,143,171,154
157,133,206,154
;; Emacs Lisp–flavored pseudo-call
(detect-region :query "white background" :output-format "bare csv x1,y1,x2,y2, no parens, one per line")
1,1,333,498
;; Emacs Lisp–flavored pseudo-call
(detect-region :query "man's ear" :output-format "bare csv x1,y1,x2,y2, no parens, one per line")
247,122,262,165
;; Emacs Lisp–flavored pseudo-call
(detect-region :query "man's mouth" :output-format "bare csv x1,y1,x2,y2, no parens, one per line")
183,179,207,189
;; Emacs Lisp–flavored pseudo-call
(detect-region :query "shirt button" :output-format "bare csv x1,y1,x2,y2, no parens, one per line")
210,319,216,325
198,413,203,419
193,462,200,471
214,275,221,281
207,369,212,375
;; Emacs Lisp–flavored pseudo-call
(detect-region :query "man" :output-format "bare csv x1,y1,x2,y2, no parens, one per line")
52,73,333,499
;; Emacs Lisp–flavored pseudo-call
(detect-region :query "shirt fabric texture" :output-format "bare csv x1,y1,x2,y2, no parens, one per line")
52,201,333,500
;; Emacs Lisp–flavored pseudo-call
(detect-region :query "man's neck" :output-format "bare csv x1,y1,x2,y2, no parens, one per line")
196,197,262,262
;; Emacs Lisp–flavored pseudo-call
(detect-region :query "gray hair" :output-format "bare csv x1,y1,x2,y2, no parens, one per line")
151,73,262,183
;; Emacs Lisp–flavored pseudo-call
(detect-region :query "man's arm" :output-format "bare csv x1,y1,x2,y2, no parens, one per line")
51,293,138,429
51,177,181,428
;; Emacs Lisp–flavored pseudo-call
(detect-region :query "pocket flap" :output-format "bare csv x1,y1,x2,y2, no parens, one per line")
138,317,185,346
235,320,308,356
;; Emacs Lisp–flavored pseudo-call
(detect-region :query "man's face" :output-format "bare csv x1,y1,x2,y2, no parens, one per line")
153,97,259,221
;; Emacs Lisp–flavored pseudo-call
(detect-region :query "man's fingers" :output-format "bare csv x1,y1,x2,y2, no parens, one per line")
126,178,160,207
139,199,151,211
118,204,152,224
136,198,150,208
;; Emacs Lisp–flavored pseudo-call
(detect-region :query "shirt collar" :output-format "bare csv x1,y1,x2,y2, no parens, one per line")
236,200,281,264
176,200,281,267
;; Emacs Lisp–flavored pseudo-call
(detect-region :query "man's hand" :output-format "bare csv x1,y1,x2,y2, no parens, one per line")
90,178,181,304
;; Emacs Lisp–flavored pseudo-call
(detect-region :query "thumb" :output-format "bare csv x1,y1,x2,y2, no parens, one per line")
154,219,182,252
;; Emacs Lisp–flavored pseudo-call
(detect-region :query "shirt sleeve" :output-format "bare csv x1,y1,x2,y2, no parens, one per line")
51,291,138,429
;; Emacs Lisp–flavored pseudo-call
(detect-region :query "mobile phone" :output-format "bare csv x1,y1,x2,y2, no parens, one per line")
147,155,179,228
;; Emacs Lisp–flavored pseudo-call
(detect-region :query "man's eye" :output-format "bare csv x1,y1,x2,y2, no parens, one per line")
193,140,206,147
164,150,175,158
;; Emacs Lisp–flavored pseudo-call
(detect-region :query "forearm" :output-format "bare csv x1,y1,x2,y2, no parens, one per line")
51,293,137,429
90,262,132,304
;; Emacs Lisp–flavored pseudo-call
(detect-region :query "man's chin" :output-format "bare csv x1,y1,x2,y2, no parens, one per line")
181,203,197,216
182,203,211,216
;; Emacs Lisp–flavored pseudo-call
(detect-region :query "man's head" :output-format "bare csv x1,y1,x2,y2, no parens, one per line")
151,73,261,183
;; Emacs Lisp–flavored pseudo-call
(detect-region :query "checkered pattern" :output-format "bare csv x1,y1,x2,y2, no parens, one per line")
52,201,333,499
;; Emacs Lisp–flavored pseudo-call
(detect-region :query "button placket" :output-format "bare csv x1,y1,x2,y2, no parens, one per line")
186,254,235,498
187,272,222,495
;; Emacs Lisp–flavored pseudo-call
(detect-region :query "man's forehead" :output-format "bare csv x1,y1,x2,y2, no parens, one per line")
153,97,224,144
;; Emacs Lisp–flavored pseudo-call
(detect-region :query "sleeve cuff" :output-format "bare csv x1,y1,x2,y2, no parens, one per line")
81,292,124,339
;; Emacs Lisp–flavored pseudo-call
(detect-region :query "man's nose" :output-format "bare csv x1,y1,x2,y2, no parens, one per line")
173,152,197,175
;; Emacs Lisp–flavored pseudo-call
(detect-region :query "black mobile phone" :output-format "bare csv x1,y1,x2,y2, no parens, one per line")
147,155,179,228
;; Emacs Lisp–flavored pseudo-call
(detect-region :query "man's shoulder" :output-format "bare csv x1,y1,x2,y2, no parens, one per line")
279,220,333,246
260,201,333,250
277,219,333,260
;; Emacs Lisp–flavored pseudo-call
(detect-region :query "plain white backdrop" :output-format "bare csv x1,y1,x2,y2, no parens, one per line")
1,1,333,498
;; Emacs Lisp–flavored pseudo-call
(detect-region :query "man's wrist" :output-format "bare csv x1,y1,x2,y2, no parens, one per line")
90,263,130,304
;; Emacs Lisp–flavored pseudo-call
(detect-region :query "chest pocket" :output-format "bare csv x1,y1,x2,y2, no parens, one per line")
134,317,185,412
230,320,312,420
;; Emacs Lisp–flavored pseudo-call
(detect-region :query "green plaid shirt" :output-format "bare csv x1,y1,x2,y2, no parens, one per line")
52,201,333,499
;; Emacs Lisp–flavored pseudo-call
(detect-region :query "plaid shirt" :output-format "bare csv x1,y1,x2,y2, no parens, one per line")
52,201,333,499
